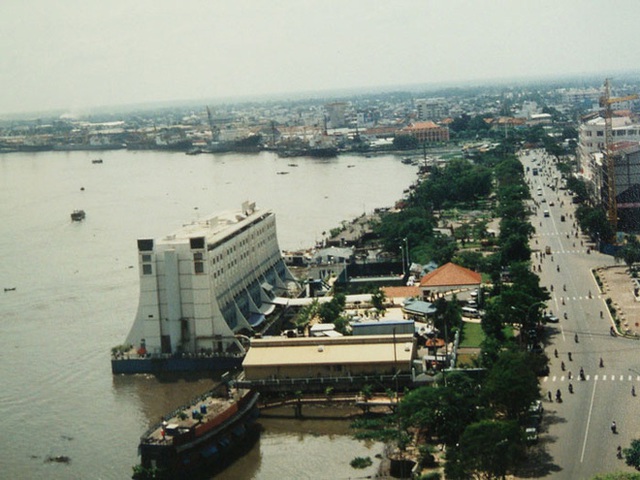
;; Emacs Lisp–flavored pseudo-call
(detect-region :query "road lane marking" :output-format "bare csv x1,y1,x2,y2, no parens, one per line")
580,376,598,463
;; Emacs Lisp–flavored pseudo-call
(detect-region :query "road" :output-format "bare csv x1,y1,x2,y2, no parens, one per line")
519,149,638,479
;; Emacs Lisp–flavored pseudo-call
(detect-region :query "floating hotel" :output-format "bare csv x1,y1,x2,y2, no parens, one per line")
112,201,297,373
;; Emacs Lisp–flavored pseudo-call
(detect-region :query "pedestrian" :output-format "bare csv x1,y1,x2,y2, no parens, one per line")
548,391,552,401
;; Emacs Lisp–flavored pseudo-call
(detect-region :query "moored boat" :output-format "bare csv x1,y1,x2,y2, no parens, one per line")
70,210,86,221
137,385,260,478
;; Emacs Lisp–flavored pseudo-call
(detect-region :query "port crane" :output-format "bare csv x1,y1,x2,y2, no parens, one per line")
599,79,638,231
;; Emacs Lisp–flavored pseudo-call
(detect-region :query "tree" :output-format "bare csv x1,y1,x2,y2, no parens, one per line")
393,134,419,150
433,296,462,338
576,205,614,243
371,288,387,313
398,372,479,447
615,235,640,270
446,419,526,480
481,349,540,421
623,439,640,470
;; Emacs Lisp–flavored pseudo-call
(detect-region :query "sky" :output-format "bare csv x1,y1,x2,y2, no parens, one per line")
1,0,639,116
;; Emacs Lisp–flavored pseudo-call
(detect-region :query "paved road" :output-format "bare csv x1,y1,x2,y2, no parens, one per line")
519,149,637,479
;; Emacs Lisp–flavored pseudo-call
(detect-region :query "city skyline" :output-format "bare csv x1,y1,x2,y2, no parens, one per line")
1,0,639,117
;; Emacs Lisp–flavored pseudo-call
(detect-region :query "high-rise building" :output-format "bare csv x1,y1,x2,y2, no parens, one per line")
124,202,297,359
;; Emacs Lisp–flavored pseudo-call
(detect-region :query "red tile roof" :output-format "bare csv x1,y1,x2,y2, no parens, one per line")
383,285,422,299
419,262,481,287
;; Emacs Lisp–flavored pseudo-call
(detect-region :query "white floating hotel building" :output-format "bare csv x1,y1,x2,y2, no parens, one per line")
124,201,297,358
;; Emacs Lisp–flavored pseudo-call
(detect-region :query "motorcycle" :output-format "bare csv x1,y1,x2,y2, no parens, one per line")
611,422,617,434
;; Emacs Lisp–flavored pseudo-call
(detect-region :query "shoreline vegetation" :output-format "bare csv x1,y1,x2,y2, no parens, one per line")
294,132,600,479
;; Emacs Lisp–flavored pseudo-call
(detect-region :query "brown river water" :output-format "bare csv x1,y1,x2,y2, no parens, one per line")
0,149,417,479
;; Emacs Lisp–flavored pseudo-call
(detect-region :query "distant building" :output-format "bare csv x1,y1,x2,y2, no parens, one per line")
559,87,601,106
577,115,640,220
399,121,450,143
416,98,448,121
325,102,349,129
607,142,640,230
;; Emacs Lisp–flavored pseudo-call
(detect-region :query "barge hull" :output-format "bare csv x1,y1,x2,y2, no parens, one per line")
111,356,243,374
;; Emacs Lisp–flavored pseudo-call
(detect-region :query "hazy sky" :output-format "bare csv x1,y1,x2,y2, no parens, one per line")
1,0,638,116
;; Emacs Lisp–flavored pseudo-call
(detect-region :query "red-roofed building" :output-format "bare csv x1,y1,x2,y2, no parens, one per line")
419,262,481,299
399,121,449,143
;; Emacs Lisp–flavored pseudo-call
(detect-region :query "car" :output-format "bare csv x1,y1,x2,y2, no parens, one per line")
529,400,543,415
541,198,546,203
525,427,539,444
544,314,559,323
549,201,555,206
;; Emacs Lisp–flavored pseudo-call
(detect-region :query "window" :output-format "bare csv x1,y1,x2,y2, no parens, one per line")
141,253,153,275
586,131,592,137
597,130,604,137
194,262,204,274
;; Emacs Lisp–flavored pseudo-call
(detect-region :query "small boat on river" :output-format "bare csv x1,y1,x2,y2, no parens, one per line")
70,210,85,221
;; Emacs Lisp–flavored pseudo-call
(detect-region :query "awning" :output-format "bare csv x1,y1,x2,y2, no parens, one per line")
248,313,265,327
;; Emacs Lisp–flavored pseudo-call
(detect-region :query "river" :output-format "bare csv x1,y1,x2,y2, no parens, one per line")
0,149,418,479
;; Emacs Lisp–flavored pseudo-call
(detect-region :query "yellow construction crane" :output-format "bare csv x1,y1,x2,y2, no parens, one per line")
599,79,638,231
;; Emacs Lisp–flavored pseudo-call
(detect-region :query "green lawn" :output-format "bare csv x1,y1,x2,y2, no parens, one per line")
459,322,485,348
459,321,515,348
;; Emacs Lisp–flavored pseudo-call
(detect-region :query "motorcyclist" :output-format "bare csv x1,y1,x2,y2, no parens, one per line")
556,389,562,402
611,421,617,434
557,265,560,272
568,352,572,361
568,383,573,394
575,333,579,343
600,357,604,368
561,361,565,371
580,367,585,380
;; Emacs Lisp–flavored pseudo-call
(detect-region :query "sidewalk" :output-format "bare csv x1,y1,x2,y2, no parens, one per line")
597,265,640,337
